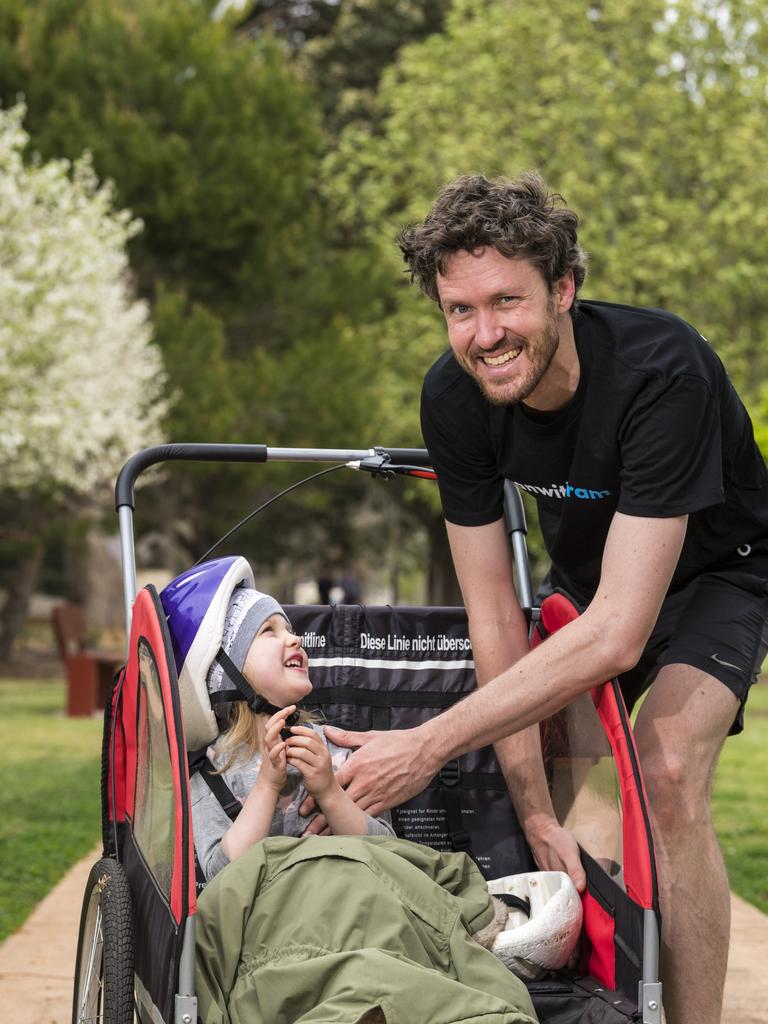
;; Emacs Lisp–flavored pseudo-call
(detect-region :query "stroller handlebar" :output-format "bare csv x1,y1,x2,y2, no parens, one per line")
113,443,532,643
115,444,433,511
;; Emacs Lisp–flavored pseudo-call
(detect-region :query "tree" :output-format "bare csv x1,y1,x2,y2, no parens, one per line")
321,0,768,596
301,0,451,129
227,0,342,46
2,0,326,325
0,103,167,657
0,0,387,577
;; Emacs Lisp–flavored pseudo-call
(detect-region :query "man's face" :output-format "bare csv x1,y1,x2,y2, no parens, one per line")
437,249,572,406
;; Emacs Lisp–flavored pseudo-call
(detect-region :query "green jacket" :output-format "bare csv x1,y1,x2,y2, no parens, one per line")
196,835,538,1024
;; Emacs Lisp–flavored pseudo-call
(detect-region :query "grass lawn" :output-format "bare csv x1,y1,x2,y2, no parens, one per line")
711,679,768,914
0,679,102,943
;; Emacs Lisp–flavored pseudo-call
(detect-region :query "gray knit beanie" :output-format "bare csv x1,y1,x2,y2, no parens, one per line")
206,588,290,704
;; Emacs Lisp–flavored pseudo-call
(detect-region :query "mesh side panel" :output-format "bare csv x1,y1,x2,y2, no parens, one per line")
133,638,176,902
543,695,625,889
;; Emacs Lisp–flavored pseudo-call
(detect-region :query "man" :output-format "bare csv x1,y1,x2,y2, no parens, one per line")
304,173,768,1024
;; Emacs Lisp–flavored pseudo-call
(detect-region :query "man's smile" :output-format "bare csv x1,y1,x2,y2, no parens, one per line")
480,347,523,367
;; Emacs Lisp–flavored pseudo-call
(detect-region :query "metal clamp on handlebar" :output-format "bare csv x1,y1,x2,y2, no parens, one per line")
348,450,437,480
347,453,397,478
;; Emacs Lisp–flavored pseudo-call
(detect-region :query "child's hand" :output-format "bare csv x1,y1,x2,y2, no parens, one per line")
285,726,335,800
260,706,295,793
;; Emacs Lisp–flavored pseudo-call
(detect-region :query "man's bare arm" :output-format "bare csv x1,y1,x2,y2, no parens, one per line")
427,511,687,760
321,511,687,816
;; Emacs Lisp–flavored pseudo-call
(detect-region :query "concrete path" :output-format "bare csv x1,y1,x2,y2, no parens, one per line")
0,848,97,1024
1,847,766,1023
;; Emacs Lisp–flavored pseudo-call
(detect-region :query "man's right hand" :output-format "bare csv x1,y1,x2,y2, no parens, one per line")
299,724,438,827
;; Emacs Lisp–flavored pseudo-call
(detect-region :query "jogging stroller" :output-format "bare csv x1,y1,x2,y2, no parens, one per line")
72,443,662,1024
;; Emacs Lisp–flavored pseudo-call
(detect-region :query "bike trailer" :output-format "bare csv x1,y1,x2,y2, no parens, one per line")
72,444,662,1024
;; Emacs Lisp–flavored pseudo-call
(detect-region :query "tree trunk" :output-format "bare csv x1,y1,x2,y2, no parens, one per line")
0,540,44,661
425,515,463,606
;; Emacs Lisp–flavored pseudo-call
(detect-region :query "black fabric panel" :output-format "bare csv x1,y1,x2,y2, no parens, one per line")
101,668,119,859
287,604,536,878
123,827,180,1024
582,850,646,1000
528,976,637,1023
613,880,646,997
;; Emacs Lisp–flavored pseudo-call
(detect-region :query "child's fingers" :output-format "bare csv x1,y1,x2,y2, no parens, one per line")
286,733,325,757
265,707,296,745
285,746,320,768
265,705,296,734
286,745,328,771
268,740,286,765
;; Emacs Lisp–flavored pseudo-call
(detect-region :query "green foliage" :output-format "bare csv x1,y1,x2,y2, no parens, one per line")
4,0,324,322
0,0,386,572
229,0,341,43
153,289,239,443
0,680,101,942
318,0,768,569
712,681,768,914
328,0,768,409
303,0,451,127
4,0,767,591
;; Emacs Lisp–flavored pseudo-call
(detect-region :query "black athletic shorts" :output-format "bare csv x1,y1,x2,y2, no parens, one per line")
541,548,768,736
617,564,768,736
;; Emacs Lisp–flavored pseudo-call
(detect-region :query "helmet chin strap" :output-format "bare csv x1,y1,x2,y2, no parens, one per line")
210,648,300,725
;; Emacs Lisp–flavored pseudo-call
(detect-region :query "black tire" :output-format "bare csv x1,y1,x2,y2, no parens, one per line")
72,857,135,1024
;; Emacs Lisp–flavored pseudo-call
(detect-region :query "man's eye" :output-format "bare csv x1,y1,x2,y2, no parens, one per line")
451,304,471,315
498,295,517,304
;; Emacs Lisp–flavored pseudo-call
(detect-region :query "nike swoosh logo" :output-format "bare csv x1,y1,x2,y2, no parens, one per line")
710,653,741,671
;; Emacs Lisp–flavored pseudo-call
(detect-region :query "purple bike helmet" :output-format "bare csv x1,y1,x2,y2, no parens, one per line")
160,555,255,750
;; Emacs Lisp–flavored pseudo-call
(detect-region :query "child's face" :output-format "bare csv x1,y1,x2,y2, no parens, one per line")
242,613,312,707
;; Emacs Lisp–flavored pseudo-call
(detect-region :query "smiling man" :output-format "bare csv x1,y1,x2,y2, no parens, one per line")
309,173,768,1024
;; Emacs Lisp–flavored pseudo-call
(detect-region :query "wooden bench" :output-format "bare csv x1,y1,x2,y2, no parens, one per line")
51,603,122,716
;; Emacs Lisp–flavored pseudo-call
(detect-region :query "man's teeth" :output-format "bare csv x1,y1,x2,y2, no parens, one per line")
483,348,521,366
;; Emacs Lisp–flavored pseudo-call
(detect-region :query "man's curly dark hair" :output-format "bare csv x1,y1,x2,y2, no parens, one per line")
397,172,588,304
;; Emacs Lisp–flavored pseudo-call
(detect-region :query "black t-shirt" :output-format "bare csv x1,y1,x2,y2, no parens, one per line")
421,300,768,603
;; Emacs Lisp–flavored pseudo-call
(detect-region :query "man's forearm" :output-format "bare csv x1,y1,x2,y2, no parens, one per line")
469,609,558,832
328,514,683,818
425,606,620,766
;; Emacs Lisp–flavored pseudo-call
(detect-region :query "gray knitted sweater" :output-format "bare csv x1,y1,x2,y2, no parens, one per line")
191,724,395,881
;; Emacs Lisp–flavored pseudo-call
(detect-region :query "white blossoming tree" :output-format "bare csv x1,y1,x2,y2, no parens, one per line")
0,104,167,657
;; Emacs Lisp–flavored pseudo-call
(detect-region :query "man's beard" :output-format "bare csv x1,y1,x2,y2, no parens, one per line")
461,303,560,407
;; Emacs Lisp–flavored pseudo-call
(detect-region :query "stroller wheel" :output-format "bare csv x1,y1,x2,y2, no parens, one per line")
72,857,135,1024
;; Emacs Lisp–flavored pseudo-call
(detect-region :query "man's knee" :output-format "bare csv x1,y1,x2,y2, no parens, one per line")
638,745,713,833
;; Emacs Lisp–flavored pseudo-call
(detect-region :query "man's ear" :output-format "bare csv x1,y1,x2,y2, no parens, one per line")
555,270,576,313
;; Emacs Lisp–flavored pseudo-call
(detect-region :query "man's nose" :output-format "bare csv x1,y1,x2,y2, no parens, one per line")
474,310,505,348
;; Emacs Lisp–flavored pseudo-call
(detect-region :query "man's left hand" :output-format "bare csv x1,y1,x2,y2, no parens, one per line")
526,818,587,892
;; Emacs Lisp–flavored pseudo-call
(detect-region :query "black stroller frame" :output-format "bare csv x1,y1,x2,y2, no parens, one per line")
73,443,663,1024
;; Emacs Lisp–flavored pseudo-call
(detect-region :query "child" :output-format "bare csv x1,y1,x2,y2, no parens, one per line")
160,556,394,883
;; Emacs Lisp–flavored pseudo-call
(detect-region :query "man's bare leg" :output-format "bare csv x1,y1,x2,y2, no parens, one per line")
632,663,739,1024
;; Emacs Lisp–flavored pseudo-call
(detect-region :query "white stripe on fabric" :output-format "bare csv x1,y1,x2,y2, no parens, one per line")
307,656,475,671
